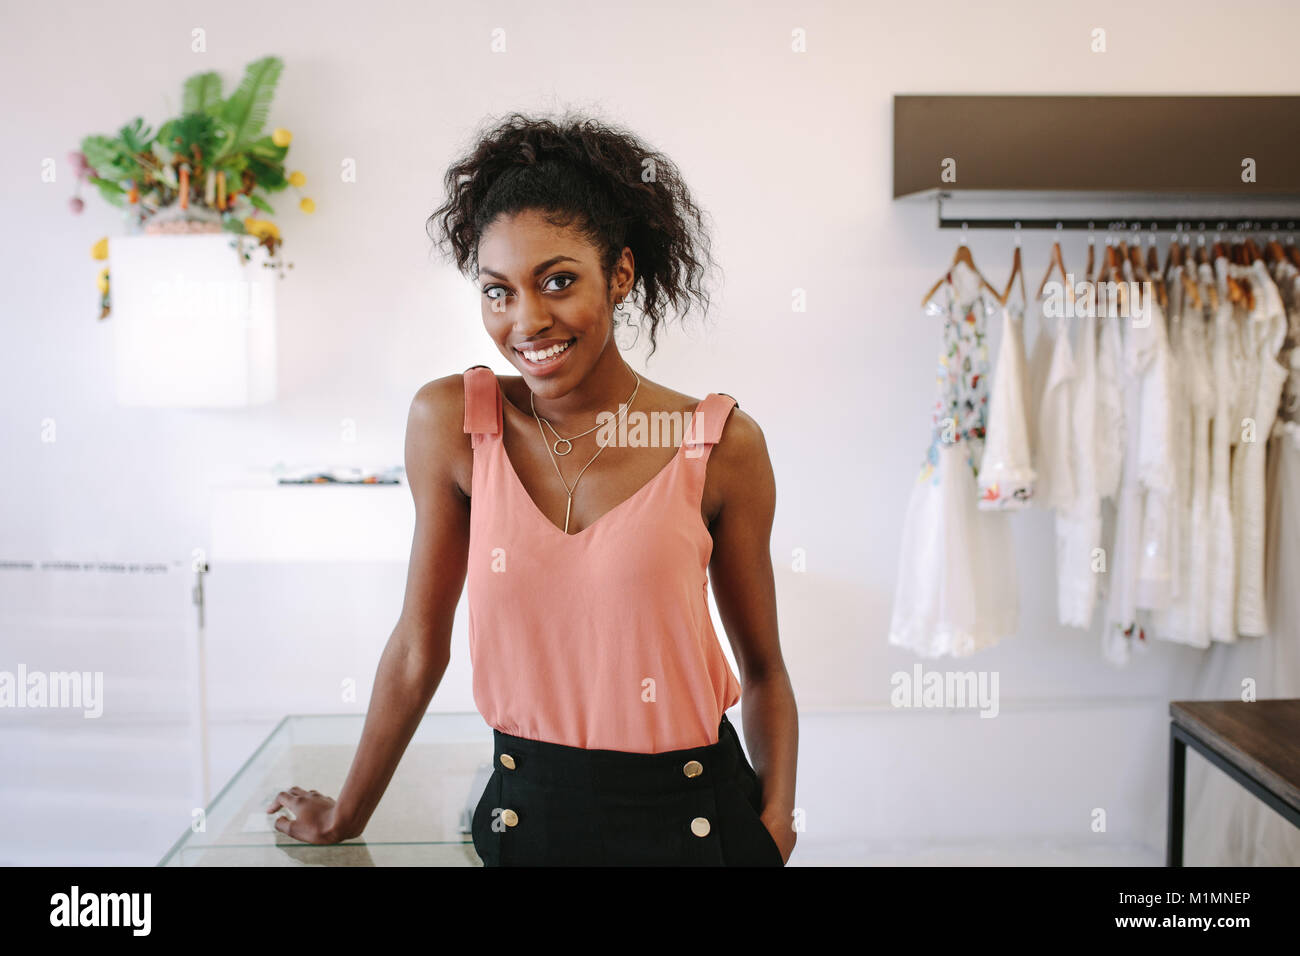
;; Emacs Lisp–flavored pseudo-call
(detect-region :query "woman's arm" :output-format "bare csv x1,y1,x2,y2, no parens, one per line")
704,406,798,862
268,375,472,843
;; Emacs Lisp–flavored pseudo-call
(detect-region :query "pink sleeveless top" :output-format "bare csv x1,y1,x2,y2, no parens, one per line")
462,365,742,754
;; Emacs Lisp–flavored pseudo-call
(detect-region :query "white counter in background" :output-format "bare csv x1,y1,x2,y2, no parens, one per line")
197,470,476,726
208,475,414,563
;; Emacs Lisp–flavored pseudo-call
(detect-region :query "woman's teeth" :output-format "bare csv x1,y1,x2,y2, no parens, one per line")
522,340,572,362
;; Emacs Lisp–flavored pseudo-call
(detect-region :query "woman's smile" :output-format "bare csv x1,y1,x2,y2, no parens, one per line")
514,335,577,375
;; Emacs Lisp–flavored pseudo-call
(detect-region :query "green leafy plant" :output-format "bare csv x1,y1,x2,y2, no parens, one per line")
70,55,314,255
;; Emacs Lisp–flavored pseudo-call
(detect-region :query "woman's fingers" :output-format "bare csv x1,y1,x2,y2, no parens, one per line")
267,788,301,813
265,788,334,844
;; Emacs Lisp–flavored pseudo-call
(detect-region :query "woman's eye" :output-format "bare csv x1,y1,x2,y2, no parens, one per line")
482,275,573,299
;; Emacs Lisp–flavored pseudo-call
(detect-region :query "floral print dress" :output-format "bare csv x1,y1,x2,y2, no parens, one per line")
889,260,1019,658
917,274,990,485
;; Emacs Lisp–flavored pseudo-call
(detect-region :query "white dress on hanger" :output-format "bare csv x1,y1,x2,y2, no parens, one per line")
1232,259,1289,636
1133,263,1175,612
1025,289,1056,467
1161,274,1189,620
1094,305,1126,502
1035,296,1075,511
1185,276,1216,646
1154,267,1213,648
979,283,1036,509
1104,264,1170,664
1056,303,1101,628
1207,260,1239,643
889,261,1019,658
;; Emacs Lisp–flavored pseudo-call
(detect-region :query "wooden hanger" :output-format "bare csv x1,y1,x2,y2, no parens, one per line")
1223,238,1254,309
922,233,1005,307
1212,238,1244,306
1237,236,1259,310
1036,227,1070,301
1123,240,1153,313
1191,234,1217,308
1004,241,1028,306
1183,241,1202,310
1097,237,1128,315
1163,232,1179,276
1143,235,1167,310
1265,236,1286,265
1166,236,1201,310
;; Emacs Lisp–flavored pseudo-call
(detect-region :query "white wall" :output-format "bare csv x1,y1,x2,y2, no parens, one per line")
3,0,1299,862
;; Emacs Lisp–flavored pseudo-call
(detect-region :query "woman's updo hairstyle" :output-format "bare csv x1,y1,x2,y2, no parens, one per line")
427,110,717,359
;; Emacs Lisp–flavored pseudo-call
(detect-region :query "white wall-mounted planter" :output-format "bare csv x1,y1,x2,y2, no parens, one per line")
109,233,277,407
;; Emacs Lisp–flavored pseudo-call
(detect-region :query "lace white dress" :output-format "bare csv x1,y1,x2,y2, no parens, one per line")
1232,259,1289,636
890,261,1018,658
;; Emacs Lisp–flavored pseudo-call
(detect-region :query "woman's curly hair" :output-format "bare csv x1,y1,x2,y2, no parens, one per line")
426,110,718,359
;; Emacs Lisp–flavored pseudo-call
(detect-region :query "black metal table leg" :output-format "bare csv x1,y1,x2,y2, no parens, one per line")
1167,723,1185,867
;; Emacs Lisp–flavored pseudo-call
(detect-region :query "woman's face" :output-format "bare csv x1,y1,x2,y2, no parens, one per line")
476,208,631,391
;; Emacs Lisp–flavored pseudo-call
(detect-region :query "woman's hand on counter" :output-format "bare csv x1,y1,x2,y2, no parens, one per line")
266,787,354,844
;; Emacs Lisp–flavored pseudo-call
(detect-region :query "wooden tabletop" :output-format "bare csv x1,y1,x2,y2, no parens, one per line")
1170,700,1300,814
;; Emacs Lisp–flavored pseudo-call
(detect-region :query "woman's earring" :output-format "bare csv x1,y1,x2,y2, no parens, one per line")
613,298,639,349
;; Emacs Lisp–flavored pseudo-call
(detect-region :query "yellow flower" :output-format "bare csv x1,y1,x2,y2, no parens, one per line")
271,128,292,148
91,237,108,260
96,266,109,294
243,218,280,240
288,171,306,188
299,197,315,214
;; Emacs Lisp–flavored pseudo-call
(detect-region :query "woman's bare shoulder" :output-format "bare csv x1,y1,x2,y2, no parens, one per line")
708,399,764,466
406,373,475,499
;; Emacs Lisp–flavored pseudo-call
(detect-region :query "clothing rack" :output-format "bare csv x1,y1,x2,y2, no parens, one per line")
935,192,1300,233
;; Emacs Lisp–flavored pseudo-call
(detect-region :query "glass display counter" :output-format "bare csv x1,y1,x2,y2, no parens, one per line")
159,713,492,866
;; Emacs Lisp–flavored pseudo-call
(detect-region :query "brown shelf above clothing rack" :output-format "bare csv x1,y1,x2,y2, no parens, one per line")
894,95,1300,229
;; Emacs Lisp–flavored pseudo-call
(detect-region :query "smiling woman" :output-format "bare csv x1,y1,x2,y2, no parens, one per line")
428,110,715,361
266,110,798,867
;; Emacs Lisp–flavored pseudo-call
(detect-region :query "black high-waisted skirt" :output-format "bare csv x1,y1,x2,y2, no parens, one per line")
470,712,784,866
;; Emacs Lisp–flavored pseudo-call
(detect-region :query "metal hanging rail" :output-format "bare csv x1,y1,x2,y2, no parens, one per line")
935,192,1300,233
